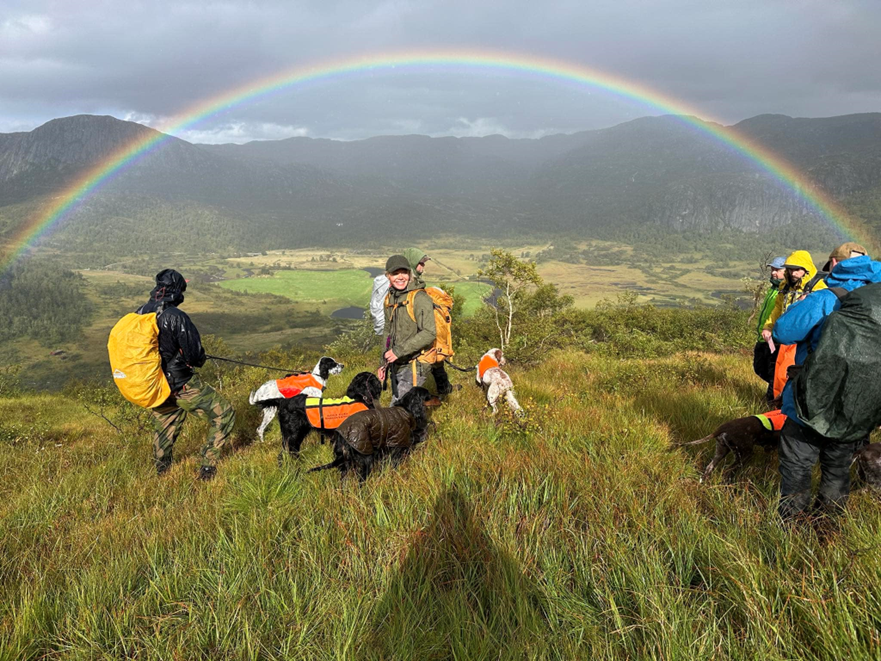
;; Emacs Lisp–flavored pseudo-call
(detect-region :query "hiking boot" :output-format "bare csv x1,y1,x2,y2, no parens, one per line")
197,465,217,481
155,456,173,476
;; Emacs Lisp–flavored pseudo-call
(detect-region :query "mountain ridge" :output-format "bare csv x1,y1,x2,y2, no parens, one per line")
2,112,880,254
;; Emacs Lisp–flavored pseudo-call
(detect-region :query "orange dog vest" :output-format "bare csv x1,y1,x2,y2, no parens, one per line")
477,354,500,381
305,397,368,430
754,410,787,431
276,373,324,398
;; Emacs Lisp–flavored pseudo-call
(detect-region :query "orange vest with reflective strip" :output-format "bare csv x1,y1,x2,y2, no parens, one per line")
305,397,369,429
755,410,787,431
478,354,500,381
276,373,323,398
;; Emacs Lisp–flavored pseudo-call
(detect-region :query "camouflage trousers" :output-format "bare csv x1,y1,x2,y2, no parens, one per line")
150,375,235,469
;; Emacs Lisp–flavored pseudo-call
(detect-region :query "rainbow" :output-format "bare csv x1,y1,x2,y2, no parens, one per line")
2,48,873,272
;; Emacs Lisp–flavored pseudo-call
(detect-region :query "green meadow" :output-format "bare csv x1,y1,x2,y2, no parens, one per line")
218,269,376,312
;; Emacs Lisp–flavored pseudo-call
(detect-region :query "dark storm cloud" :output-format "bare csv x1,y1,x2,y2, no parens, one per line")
1,0,879,141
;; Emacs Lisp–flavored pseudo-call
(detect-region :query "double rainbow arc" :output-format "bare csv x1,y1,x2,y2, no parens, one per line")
1,48,869,272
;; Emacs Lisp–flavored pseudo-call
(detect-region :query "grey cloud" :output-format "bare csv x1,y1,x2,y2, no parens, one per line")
1,0,879,140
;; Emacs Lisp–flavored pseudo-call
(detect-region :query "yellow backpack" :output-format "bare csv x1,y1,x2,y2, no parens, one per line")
107,312,171,408
387,287,454,364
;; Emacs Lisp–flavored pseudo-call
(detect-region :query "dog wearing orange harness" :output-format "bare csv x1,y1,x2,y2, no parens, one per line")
272,372,381,456
249,357,344,442
676,410,786,481
476,348,523,415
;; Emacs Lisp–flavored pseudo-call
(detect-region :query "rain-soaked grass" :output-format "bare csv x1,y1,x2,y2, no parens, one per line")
1,349,880,659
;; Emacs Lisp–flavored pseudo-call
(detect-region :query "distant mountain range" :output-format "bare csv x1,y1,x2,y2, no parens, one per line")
2,112,880,255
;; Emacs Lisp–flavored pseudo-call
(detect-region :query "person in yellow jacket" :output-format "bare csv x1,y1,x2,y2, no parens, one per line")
761,250,828,400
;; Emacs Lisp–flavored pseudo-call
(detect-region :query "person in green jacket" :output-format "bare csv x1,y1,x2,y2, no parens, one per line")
753,256,786,401
377,254,437,403
400,247,455,396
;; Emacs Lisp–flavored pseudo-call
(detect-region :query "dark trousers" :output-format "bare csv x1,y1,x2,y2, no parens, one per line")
753,341,778,402
778,418,863,519
431,362,452,395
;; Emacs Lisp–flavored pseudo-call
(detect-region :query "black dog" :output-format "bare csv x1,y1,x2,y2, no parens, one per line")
309,387,439,480
677,412,783,481
272,371,382,456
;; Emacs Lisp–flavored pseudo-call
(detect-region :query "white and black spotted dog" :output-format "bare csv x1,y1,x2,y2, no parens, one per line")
476,348,523,415
249,356,344,441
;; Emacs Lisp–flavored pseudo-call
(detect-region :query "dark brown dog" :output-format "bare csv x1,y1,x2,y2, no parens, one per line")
308,387,441,481
855,442,881,491
677,413,783,481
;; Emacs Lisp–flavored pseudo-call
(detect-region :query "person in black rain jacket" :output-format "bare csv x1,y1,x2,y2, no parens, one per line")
137,269,234,480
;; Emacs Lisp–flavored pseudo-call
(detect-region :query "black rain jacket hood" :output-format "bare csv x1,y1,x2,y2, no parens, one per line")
148,269,187,307
137,269,204,393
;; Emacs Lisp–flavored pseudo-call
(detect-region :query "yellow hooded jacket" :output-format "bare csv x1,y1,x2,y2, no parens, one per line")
763,250,827,333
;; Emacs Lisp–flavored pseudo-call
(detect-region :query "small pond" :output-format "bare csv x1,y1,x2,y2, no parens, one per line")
331,306,366,320
362,267,385,278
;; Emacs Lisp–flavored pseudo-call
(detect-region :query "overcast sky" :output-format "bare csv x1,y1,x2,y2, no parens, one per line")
1,0,879,143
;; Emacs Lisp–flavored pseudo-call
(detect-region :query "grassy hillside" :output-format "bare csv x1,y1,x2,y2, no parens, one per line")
2,347,880,659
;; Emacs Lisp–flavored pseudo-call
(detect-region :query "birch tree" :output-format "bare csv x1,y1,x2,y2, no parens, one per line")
477,249,542,350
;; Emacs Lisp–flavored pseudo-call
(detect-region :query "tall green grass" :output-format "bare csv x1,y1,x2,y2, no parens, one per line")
1,350,880,659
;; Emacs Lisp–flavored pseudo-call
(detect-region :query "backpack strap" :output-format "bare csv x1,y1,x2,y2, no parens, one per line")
828,286,849,302
403,289,430,323
803,272,827,295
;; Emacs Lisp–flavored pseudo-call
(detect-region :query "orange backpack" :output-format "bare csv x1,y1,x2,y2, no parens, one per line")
387,287,454,364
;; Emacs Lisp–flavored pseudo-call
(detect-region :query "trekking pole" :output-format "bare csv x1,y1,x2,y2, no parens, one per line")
205,354,308,374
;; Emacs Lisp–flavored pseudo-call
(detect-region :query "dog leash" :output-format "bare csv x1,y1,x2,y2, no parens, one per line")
205,354,308,374
444,358,477,373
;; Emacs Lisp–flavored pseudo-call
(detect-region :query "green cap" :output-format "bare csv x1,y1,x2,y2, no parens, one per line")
385,255,411,273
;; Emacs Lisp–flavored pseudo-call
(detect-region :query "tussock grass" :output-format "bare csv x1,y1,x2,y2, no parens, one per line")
2,350,880,659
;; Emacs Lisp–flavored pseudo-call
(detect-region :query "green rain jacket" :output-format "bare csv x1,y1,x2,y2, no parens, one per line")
755,285,780,340
383,271,436,364
403,247,428,289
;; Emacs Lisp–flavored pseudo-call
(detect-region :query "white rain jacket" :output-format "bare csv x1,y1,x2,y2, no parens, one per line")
370,275,390,335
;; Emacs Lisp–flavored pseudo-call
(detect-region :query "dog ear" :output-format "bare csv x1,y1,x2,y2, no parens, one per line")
367,375,382,402
318,357,343,380
346,372,367,399
405,395,428,430
494,349,503,364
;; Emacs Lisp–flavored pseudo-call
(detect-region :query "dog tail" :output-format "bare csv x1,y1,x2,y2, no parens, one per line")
673,434,715,447
307,457,343,473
